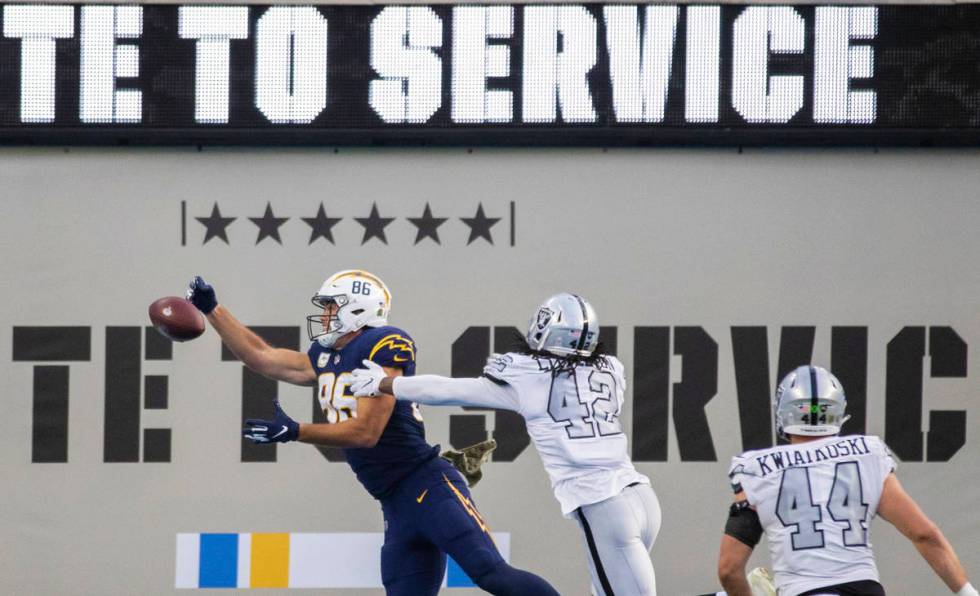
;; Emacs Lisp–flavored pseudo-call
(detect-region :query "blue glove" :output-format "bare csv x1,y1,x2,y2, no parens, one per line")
243,399,300,443
186,276,218,314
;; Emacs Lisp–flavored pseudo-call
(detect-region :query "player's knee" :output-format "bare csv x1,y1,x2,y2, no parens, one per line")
455,545,501,581
473,561,503,587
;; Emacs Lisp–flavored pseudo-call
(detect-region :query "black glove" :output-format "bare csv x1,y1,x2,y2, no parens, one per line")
441,439,497,487
186,276,218,314
243,399,300,443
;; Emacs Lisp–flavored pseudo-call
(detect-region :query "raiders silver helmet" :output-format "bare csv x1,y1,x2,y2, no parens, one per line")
525,293,599,358
774,365,850,439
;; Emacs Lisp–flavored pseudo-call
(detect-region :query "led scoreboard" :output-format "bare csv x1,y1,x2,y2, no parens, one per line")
1,4,979,145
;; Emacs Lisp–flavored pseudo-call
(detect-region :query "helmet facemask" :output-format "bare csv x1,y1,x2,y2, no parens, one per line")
307,294,350,348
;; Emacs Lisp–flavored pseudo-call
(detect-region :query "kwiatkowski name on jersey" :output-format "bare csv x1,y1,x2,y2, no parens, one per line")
743,436,871,478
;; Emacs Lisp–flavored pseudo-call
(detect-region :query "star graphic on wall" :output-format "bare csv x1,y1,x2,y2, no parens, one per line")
301,203,342,245
407,203,448,245
248,202,289,245
460,203,500,245
196,202,236,245
355,203,395,245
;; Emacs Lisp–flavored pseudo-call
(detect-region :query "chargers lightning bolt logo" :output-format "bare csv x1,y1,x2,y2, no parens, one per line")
369,335,416,363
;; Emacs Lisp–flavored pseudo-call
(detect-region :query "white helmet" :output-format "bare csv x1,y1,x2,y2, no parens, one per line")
525,293,599,358
774,365,850,439
306,270,391,348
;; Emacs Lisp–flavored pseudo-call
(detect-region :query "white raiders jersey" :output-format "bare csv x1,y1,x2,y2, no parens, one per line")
728,435,897,596
482,352,649,516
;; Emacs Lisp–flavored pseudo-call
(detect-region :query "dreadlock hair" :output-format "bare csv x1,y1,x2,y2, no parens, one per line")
504,329,610,375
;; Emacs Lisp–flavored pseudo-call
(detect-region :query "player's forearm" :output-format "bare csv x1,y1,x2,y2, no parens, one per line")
717,535,754,596
718,573,752,596
298,420,378,449
911,527,969,592
207,306,273,369
389,375,510,409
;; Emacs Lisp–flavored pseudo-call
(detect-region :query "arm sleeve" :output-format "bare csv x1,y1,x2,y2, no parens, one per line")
392,375,521,411
725,501,763,547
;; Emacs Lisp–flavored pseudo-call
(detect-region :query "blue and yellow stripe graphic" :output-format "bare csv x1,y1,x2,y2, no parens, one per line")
176,532,510,589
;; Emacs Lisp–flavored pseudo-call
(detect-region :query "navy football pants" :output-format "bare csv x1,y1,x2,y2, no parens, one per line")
380,456,558,596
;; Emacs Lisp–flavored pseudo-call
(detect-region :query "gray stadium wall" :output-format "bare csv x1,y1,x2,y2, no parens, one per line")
2,146,979,594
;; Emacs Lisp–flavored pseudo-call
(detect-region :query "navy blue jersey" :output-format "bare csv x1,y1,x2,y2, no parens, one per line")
308,325,438,498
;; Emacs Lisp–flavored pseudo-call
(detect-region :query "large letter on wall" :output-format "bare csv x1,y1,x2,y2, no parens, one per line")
886,327,968,462
221,327,304,463
13,327,91,463
255,7,328,124
369,7,442,124
814,7,877,124
633,327,717,461
3,5,74,123
523,6,597,123
732,6,804,123
731,326,816,450
449,327,531,461
80,6,143,123
179,6,250,124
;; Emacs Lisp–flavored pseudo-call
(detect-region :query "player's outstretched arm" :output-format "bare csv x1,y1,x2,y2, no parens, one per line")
296,395,395,449
242,371,399,449
294,366,401,448
877,473,977,595
188,277,315,386
350,360,520,410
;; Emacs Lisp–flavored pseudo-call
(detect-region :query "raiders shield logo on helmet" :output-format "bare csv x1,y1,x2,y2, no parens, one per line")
536,307,554,330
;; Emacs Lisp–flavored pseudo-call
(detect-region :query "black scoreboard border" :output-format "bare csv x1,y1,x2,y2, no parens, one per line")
0,127,978,147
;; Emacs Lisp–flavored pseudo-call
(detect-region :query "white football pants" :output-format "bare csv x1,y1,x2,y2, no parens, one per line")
573,483,662,596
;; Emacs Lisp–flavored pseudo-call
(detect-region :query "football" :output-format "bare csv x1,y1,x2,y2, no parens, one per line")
148,296,206,342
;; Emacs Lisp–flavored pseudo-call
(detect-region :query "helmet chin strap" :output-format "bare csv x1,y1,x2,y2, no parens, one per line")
315,320,347,348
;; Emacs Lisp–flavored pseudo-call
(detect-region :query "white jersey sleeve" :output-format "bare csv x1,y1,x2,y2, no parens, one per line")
866,434,897,482
481,353,541,394
727,454,756,502
727,435,895,596
389,352,551,412
392,370,521,412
